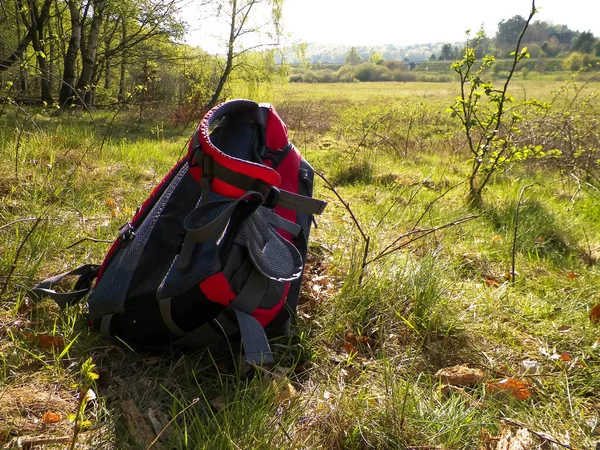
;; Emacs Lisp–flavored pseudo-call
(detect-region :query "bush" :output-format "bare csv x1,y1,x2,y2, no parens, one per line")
354,63,389,82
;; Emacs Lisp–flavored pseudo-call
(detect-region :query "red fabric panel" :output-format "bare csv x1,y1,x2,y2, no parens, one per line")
252,283,290,327
264,108,289,150
273,145,301,242
199,272,236,307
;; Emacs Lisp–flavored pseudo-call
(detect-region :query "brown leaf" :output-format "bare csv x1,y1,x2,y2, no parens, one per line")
41,411,61,424
17,297,34,315
485,279,500,287
345,332,358,346
566,272,580,279
486,377,531,401
345,332,375,348
436,365,486,386
343,340,358,356
559,352,572,362
23,332,65,351
590,303,600,325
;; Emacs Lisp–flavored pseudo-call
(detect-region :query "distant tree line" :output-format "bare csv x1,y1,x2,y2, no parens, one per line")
283,17,599,66
434,17,600,61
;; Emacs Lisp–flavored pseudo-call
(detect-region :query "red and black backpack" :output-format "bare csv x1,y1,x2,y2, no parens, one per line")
32,99,326,364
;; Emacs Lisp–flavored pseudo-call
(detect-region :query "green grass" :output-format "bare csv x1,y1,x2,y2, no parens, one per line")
1,81,600,449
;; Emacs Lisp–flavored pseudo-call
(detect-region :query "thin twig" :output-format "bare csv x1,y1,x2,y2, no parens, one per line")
315,171,368,243
500,418,573,449
0,217,43,231
511,184,534,284
66,237,114,249
367,215,479,265
0,218,42,299
315,171,370,283
376,175,433,252
411,178,467,231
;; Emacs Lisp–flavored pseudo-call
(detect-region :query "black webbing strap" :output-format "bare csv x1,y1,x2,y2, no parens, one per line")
30,264,99,309
193,148,326,215
260,142,294,170
175,191,263,269
172,269,274,364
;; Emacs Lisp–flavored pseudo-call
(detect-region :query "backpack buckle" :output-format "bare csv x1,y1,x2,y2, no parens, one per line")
117,222,136,240
263,186,280,209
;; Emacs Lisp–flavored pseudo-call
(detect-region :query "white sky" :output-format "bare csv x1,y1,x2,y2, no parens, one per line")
184,0,600,53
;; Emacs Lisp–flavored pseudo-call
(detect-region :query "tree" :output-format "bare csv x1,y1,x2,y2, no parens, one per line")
573,31,597,54
344,47,362,66
369,51,384,65
439,43,453,60
429,53,436,60
541,35,561,57
496,15,526,48
450,4,537,206
58,0,184,107
203,0,284,110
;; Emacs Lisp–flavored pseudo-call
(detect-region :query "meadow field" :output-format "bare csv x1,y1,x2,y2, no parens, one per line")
1,77,600,449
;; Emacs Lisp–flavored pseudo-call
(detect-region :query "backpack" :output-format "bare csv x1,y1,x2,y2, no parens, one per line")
31,99,327,364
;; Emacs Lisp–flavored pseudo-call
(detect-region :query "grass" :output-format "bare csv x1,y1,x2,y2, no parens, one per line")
1,80,600,449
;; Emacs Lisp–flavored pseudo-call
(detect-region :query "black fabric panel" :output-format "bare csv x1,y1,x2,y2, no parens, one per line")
285,158,315,313
109,308,172,346
125,170,202,309
169,285,223,332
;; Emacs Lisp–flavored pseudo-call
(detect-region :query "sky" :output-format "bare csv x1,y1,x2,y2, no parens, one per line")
184,0,600,53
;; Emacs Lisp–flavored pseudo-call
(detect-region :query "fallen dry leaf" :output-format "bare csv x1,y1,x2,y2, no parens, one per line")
486,377,531,401
566,272,580,279
17,298,34,315
485,279,500,287
590,303,600,325
496,427,533,450
41,411,61,424
559,352,572,362
343,340,358,356
23,331,65,351
345,332,375,347
82,388,97,404
436,365,486,386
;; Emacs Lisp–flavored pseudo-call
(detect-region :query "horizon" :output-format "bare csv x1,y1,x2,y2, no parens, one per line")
183,0,600,54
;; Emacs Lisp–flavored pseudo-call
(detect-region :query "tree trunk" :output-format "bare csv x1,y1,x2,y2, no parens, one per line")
117,17,126,102
59,0,81,106
204,0,237,110
30,0,53,104
75,0,106,107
